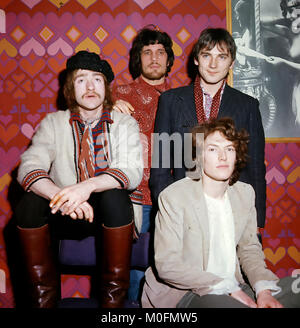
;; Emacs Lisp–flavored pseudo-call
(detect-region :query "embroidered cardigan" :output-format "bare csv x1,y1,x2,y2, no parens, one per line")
18,109,143,194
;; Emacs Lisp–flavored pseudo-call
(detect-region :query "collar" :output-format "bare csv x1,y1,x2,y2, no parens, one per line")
200,79,226,98
136,76,170,94
69,108,113,127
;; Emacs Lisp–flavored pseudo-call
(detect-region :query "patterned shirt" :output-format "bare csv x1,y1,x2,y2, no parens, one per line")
113,77,170,205
200,82,226,120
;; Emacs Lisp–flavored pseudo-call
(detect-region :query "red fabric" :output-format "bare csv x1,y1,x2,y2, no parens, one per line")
78,125,95,181
70,110,114,181
194,75,225,123
113,77,170,205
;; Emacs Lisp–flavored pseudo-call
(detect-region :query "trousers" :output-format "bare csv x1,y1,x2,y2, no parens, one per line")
15,189,133,237
176,276,300,308
127,204,156,302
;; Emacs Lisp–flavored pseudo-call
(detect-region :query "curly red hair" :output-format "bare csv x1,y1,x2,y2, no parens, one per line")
192,117,249,185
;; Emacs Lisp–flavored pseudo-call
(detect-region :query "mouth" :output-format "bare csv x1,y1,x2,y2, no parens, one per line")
207,71,218,75
83,93,98,98
216,165,229,169
149,64,160,69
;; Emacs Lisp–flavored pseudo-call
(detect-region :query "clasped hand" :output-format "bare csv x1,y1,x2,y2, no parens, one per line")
49,182,94,222
230,289,283,308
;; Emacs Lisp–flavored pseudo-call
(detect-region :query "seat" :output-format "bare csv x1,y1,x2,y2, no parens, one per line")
57,232,150,308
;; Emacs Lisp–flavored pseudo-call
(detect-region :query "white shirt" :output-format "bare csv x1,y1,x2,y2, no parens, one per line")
204,191,281,297
205,191,241,295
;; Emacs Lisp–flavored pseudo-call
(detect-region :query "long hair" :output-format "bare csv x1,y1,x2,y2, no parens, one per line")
192,117,249,185
192,28,237,62
63,69,114,113
129,26,174,79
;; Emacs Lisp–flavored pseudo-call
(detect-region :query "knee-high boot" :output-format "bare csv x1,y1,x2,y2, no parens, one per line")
101,221,133,308
18,224,59,308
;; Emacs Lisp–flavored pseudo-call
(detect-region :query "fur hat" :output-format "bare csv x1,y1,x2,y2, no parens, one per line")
66,51,114,83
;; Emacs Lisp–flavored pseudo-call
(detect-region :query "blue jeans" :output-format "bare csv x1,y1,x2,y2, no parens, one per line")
127,205,152,301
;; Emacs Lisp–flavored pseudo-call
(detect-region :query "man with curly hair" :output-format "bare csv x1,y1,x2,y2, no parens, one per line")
142,117,299,308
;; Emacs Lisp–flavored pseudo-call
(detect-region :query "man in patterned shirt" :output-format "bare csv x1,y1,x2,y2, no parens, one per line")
112,25,174,302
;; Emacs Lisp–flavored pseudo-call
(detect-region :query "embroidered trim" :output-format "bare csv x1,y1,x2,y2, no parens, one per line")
104,168,129,189
129,189,143,205
22,169,52,191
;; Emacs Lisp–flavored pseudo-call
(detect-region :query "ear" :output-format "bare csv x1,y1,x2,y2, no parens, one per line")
229,60,235,70
194,57,199,66
166,58,170,69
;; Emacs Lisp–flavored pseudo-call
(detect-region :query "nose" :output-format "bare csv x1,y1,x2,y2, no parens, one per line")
218,149,227,161
209,56,217,68
86,79,95,90
151,52,157,61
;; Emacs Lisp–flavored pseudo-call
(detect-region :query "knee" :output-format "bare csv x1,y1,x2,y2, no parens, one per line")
15,192,49,228
93,189,133,228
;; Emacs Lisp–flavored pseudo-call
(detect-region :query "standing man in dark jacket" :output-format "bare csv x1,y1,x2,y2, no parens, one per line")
150,28,266,228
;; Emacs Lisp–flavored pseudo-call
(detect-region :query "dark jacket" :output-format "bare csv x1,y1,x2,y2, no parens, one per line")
149,83,266,227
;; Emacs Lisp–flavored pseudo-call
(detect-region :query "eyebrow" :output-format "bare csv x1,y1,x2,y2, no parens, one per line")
206,142,234,147
142,47,166,52
200,50,229,56
74,72,103,78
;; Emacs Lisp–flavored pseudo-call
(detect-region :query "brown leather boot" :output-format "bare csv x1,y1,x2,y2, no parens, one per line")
18,224,58,308
101,221,133,308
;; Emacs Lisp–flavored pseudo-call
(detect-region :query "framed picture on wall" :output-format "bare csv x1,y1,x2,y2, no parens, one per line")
227,0,300,139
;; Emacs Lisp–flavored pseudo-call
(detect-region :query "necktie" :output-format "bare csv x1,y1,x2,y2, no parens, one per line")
78,123,95,181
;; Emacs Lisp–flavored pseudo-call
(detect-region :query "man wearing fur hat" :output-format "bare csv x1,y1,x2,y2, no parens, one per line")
16,51,143,308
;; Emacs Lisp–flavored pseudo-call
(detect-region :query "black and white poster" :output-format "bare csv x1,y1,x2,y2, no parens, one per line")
230,0,300,138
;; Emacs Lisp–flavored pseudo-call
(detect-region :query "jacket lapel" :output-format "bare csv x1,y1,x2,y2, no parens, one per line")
227,186,245,245
178,84,198,126
191,181,210,268
218,84,235,118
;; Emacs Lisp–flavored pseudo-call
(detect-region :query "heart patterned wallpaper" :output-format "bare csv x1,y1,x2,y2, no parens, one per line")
0,0,299,307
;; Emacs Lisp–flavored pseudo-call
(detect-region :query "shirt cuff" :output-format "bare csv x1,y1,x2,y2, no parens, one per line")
102,168,129,189
21,169,52,191
209,278,241,295
254,280,281,298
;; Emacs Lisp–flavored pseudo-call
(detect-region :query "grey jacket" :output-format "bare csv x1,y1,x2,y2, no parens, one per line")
142,178,278,308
